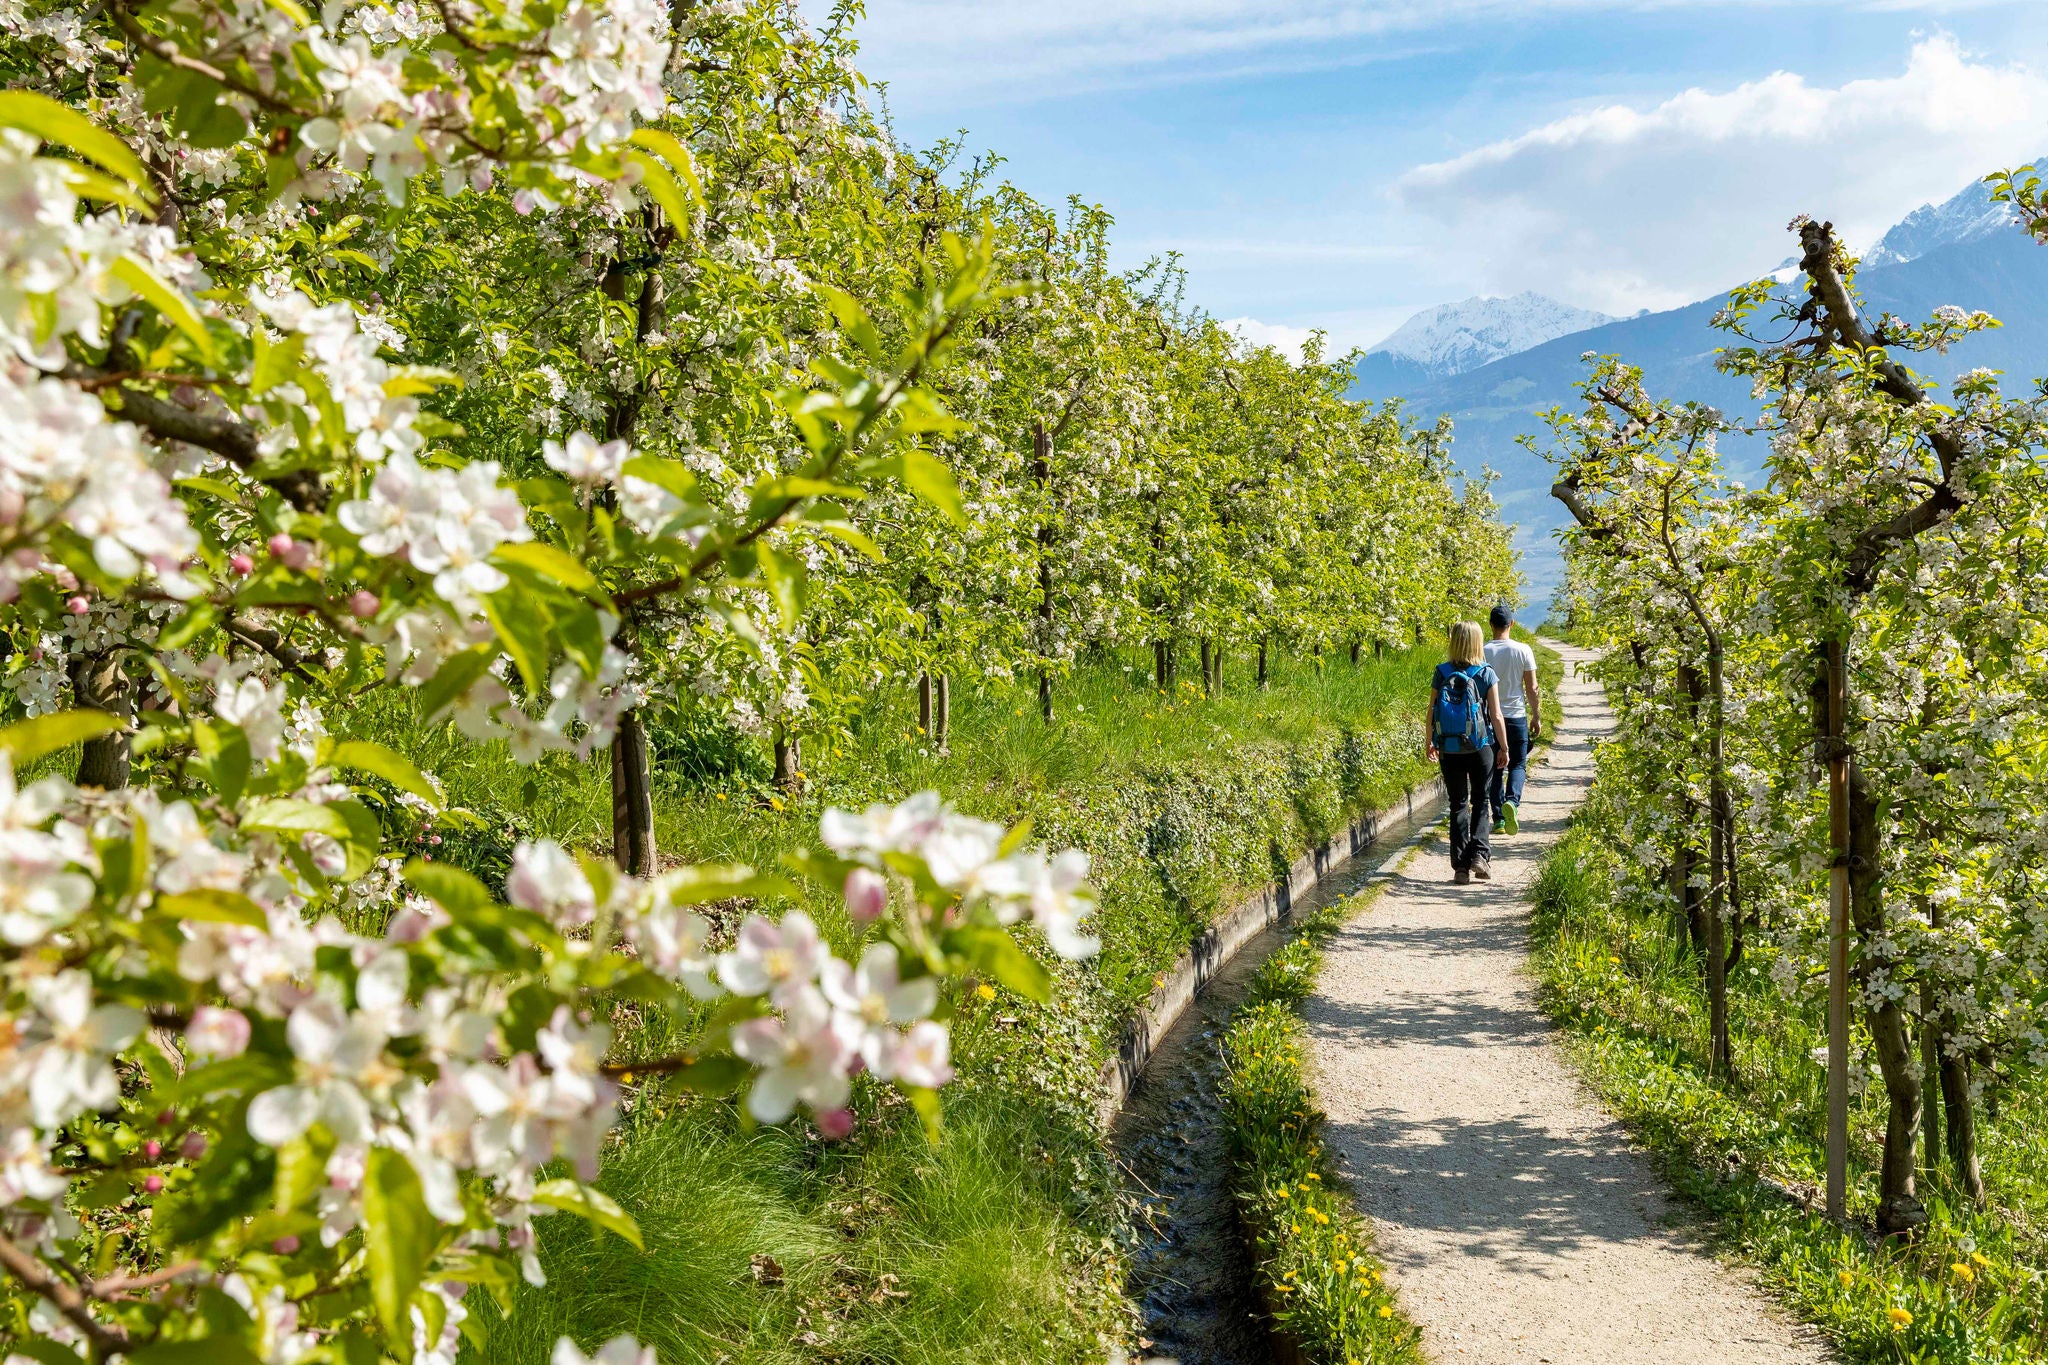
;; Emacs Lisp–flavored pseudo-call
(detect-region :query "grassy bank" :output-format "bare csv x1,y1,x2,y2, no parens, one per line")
1530,801,2048,1363
366,644,1445,1362
1217,896,1423,1365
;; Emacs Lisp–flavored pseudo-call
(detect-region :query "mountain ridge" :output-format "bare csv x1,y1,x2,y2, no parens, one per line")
1347,170,2047,617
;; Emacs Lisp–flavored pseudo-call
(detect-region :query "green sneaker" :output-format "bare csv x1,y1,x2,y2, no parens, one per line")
1490,819,1507,835
1503,801,1519,835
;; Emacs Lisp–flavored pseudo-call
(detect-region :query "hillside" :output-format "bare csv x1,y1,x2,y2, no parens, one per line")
1361,179,2048,612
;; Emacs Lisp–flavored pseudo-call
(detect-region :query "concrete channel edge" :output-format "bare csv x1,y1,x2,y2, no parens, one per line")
1093,773,1449,1129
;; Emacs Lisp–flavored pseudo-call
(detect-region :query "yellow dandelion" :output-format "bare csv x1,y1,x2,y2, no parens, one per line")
1887,1306,1912,1331
1607,955,1620,965
1951,1262,1975,1284
1291,1224,1302,1235
1971,1251,1991,1267
1837,1270,1854,1288
1377,1305,1393,1319
975,983,996,1001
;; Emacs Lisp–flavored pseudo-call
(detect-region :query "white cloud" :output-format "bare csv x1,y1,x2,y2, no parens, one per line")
1394,35,2048,313
835,1,1985,105
1223,317,1321,359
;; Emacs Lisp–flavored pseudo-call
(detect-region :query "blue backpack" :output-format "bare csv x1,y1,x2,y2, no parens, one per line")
1432,663,1493,755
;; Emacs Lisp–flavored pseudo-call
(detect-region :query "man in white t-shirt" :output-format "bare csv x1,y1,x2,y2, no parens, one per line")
1482,604,1542,835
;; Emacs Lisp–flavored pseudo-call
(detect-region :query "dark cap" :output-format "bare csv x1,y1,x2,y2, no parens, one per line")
1489,603,1513,631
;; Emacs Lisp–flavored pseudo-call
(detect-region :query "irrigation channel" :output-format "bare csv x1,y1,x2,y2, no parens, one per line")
1112,807,1435,1365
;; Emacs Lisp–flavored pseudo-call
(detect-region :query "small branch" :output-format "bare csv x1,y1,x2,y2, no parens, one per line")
0,1231,132,1356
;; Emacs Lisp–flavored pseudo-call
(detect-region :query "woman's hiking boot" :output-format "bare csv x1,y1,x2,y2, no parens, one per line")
1503,801,1519,835
1472,861,1492,881
1453,866,1471,885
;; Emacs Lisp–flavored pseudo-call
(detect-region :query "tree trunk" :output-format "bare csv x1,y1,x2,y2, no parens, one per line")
1701,648,1732,1077
1849,759,1926,1234
1033,421,1055,724
1673,826,1703,954
1921,986,1944,1181
1348,640,1360,667
918,671,934,736
1374,640,1384,661
1257,639,1269,689
1210,643,1222,694
603,228,669,861
773,727,803,797
610,708,656,876
935,674,950,753
1939,1043,1985,1205
1154,639,1169,691
71,651,133,789
1823,637,1851,1222
1200,639,1215,695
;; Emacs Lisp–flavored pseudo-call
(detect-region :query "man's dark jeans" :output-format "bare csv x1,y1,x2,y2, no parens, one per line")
1489,716,1530,824
1440,750,1492,872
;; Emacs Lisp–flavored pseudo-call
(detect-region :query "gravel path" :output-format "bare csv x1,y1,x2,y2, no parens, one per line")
1304,643,1831,1365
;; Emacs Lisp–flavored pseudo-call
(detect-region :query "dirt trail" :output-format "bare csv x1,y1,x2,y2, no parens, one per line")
1305,643,1831,1364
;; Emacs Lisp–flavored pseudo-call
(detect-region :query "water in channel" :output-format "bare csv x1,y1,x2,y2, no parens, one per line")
1111,811,1430,1365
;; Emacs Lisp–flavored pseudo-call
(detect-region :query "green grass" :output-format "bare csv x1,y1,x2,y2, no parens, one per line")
1528,809,2048,1363
369,643,1445,1362
471,1088,1130,1364
1216,895,1424,1365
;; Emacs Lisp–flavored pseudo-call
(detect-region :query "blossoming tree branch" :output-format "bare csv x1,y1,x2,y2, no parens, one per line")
0,2,1105,1360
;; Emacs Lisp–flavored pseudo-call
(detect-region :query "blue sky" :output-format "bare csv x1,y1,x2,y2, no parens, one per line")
834,1,2048,352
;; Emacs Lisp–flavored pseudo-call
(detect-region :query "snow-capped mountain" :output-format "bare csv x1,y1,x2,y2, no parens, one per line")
1366,292,1615,379
1862,173,2024,269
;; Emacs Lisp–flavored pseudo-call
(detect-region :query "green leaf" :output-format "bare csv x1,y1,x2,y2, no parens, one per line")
403,860,492,916
329,739,440,807
493,541,600,596
417,644,496,722
129,1339,264,1365
0,89,151,192
622,149,695,232
661,1053,750,1097
113,255,219,363
655,864,801,905
157,889,268,928
157,601,219,652
885,449,963,525
383,365,463,396
620,453,699,501
903,1085,944,1141
626,126,705,206
819,286,884,361
363,1148,437,1340
484,591,548,692
753,542,807,630
189,718,251,808
531,1179,645,1251
0,709,120,763
555,600,607,679
241,798,353,841
943,924,1051,1003
250,328,305,395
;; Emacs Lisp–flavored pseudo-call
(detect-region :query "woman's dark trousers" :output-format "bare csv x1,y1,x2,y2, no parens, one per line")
1440,750,1491,872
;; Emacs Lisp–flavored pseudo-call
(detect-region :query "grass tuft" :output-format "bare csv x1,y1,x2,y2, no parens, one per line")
1530,818,2048,1364
1217,899,1424,1364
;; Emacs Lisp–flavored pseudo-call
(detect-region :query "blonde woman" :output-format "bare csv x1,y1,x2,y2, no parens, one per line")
1424,621,1510,884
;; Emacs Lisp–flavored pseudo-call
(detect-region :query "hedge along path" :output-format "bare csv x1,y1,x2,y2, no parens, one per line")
1304,643,1833,1365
